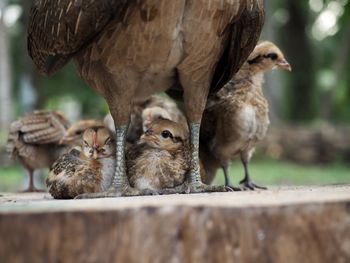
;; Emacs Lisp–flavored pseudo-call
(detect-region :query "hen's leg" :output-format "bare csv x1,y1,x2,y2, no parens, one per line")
75,72,142,198
169,75,227,194
239,151,267,190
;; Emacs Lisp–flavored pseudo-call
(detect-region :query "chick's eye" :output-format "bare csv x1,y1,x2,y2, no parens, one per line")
161,130,173,139
267,53,278,60
75,130,83,135
105,137,112,145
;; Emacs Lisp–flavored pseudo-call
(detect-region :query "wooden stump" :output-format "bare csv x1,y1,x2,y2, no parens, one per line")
1,186,350,263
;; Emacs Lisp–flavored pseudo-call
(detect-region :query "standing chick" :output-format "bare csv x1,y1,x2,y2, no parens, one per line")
47,127,115,199
201,41,291,190
126,119,190,193
6,111,70,192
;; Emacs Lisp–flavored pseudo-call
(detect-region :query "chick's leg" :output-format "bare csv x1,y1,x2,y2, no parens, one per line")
20,169,44,193
222,165,241,191
239,151,267,190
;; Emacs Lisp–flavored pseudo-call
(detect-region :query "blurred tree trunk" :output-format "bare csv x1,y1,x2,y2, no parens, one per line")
321,19,350,120
0,0,13,133
19,0,42,112
280,1,316,121
261,0,283,123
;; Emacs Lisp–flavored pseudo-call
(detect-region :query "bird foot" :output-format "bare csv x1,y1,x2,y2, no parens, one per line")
226,185,243,191
75,184,144,199
159,181,231,195
19,187,46,193
187,182,230,193
239,179,267,190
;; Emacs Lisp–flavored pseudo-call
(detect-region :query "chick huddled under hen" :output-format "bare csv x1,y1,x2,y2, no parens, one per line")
126,118,190,194
47,127,115,199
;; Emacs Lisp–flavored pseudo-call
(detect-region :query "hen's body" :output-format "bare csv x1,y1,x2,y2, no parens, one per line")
201,42,291,189
28,0,264,196
6,111,70,192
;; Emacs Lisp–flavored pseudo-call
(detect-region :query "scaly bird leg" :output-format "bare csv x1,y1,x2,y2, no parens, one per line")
76,125,142,199
239,154,267,190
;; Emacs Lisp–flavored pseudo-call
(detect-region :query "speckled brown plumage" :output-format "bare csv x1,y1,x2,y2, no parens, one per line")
6,110,70,192
59,119,105,145
28,0,265,196
201,41,291,189
47,127,116,199
126,119,190,192
105,95,187,143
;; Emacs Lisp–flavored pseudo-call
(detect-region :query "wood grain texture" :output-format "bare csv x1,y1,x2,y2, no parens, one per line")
1,186,350,263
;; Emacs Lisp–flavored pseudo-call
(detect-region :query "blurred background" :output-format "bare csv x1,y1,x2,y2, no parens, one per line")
0,0,349,191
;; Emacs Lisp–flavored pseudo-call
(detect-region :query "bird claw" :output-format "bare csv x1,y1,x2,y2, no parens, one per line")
226,185,243,191
239,179,267,191
19,187,46,193
159,181,230,195
75,185,144,199
187,182,229,193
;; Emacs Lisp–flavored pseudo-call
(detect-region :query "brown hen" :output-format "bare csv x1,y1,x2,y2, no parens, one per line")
27,0,265,196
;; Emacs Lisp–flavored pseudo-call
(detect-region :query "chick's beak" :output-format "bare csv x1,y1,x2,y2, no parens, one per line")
277,59,292,71
92,147,99,160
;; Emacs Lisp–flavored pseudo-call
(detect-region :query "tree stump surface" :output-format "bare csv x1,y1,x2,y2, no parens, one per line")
0,185,350,263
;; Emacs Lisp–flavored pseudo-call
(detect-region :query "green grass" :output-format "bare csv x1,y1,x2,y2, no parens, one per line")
0,166,48,192
213,159,350,186
1,160,350,192
0,166,23,192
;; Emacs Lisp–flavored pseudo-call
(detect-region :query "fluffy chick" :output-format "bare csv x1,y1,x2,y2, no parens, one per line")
126,119,190,193
46,127,115,199
6,110,70,192
105,95,187,143
201,41,291,190
59,119,104,145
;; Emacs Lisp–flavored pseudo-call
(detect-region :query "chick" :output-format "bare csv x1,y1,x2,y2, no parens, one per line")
201,41,291,190
104,95,187,143
6,110,70,192
59,119,104,145
126,119,190,193
47,127,115,199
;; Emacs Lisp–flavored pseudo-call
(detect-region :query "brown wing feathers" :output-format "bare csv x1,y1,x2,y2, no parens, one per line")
210,0,265,95
7,111,69,148
28,0,128,74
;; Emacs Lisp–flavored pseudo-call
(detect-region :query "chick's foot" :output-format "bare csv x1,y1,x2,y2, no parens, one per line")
20,187,46,193
75,184,143,199
239,179,267,190
158,181,230,195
